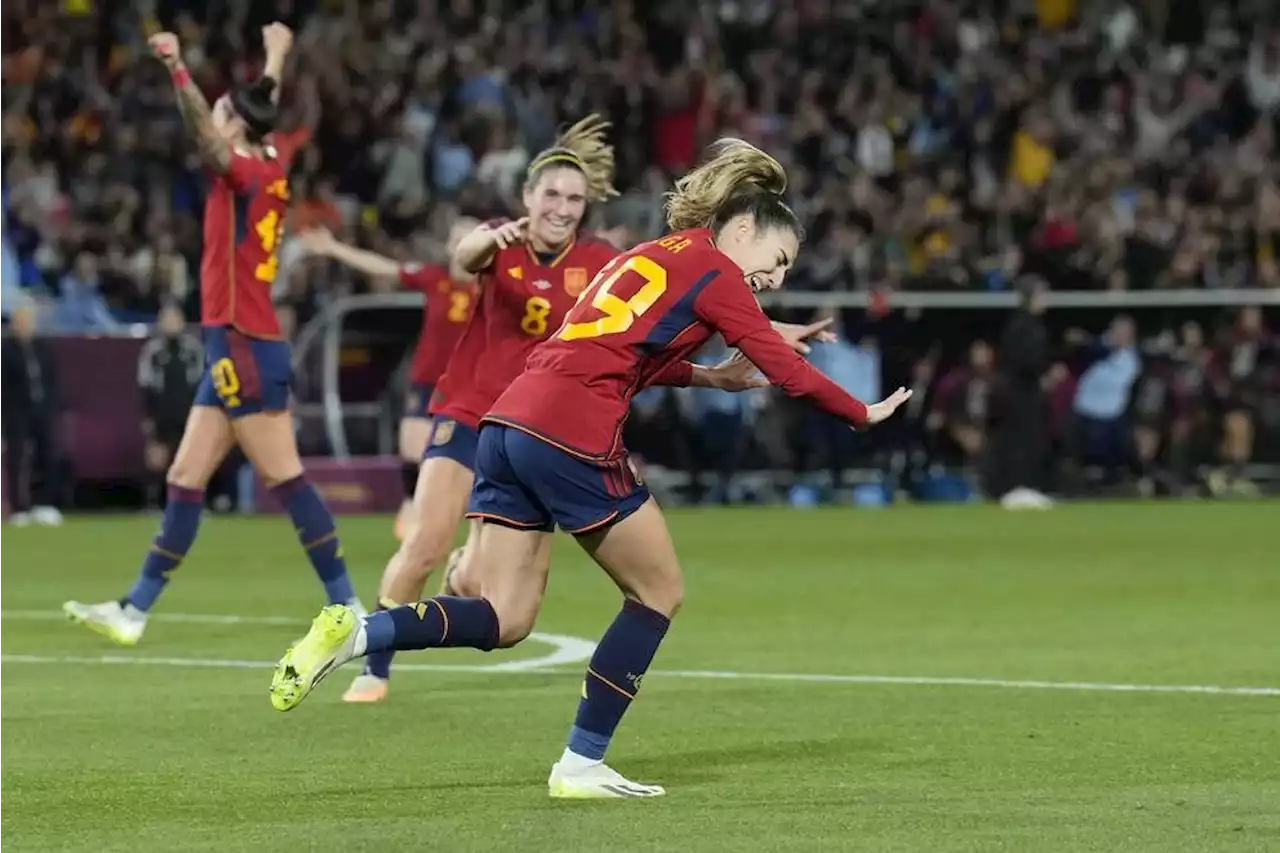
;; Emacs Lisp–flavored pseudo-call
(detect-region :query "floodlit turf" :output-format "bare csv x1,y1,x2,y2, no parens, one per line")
3,504,1278,852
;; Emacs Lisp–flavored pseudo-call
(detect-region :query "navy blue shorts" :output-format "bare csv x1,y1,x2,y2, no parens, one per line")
403,383,435,419
421,417,480,470
194,327,291,419
468,424,650,534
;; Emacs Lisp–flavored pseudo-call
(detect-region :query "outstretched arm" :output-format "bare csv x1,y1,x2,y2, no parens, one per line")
299,229,399,279
149,32,231,174
260,23,293,103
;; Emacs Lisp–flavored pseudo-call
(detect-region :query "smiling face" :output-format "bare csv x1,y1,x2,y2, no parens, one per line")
522,166,588,251
713,214,800,293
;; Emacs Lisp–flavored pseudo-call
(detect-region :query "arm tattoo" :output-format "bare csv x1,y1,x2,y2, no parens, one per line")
173,77,231,173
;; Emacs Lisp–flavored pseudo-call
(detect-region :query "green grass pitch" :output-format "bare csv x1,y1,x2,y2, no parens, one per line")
2,504,1278,852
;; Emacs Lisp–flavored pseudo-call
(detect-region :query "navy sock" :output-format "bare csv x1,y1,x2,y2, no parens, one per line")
362,596,499,653
567,599,670,761
124,485,205,611
400,460,418,499
362,599,397,679
271,475,356,605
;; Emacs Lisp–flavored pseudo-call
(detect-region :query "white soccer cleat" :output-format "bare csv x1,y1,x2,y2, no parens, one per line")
63,600,147,646
32,506,64,526
548,757,665,799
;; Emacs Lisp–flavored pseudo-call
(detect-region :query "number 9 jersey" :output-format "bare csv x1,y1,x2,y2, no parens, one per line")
199,132,304,339
486,228,871,461
429,226,617,430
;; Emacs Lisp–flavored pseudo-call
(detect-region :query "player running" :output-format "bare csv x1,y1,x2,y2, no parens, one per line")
268,139,912,797
297,220,478,539
337,117,622,704
64,24,364,645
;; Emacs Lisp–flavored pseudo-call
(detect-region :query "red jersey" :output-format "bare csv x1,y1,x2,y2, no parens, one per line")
200,131,305,338
430,231,617,427
400,262,474,386
487,228,870,460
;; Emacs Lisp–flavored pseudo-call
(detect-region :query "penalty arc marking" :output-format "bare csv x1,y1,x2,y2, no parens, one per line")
3,610,1279,697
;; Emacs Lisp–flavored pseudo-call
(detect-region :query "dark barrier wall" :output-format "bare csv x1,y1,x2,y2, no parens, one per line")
49,335,147,482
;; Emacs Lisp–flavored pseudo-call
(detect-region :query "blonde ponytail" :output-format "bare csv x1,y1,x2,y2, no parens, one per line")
665,138,788,231
525,113,618,203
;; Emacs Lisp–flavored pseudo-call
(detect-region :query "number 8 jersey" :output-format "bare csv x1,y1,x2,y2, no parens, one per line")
199,132,304,338
487,228,871,462
429,224,617,430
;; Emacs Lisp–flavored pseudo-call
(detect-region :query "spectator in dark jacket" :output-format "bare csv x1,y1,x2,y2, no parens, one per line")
136,303,203,508
2,299,64,525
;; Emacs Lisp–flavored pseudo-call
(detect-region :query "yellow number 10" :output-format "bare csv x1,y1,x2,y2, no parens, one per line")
558,255,668,341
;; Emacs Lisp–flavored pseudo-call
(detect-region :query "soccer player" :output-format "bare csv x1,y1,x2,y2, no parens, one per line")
337,117,622,704
63,24,364,645
297,220,478,538
268,139,912,797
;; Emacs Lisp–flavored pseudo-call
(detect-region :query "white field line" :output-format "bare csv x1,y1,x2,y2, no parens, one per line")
4,611,1278,697
1,610,594,673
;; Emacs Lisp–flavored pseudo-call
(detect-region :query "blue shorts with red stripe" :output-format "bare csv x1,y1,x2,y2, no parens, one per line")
403,383,435,419
467,423,650,535
194,326,291,419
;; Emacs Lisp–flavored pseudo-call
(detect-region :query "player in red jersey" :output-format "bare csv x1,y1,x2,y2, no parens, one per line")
338,116,625,703
270,139,913,796
298,218,479,537
65,24,364,646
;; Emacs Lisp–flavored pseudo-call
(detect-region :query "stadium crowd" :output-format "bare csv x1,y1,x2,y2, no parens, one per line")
2,0,1278,509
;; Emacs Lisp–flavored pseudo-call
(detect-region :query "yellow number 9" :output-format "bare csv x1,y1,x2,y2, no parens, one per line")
521,296,552,336
211,358,242,407
559,256,668,341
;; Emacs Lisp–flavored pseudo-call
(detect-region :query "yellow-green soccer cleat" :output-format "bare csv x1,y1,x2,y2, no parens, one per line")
269,604,359,712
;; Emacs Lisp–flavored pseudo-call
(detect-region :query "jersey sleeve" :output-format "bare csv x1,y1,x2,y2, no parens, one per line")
642,359,695,388
693,275,869,427
222,150,274,194
271,127,311,167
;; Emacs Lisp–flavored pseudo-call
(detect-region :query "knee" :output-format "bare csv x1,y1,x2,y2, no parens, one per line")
165,457,209,489
492,598,537,648
631,575,684,620
399,525,453,575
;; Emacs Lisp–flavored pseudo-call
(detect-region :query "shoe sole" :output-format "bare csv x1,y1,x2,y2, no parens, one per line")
269,605,356,712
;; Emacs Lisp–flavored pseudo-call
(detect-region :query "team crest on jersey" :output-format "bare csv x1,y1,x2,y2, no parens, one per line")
564,268,588,297
507,266,523,280
432,419,456,447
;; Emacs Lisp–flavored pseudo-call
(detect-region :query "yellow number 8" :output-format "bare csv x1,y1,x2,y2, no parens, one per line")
521,296,552,336
559,256,668,341
211,358,242,407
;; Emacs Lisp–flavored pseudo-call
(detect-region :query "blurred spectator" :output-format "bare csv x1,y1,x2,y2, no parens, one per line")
136,303,202,509
685,337,754,504
930,340,996,470
54,253,118,333
986,279,1054,508
2,299,64,525
1062,315,1142,490
805,313,882,497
